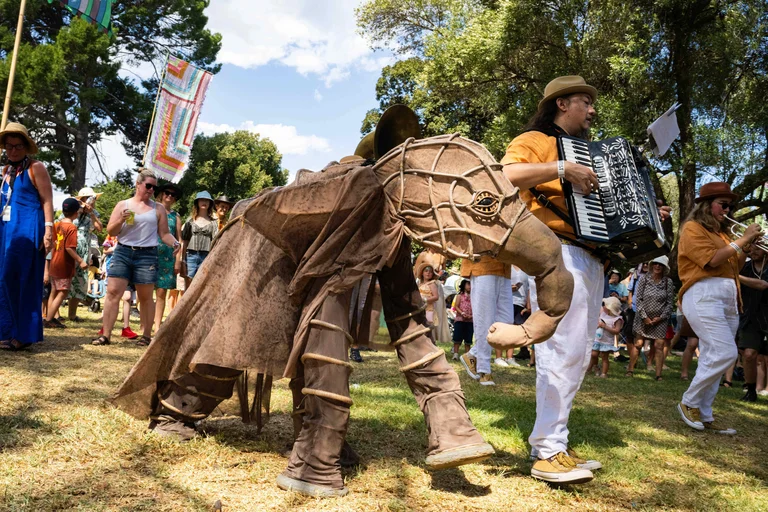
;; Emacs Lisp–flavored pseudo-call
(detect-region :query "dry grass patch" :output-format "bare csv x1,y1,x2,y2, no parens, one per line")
1,310,767,511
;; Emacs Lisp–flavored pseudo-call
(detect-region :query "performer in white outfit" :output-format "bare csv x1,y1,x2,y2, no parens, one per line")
676,182,763,434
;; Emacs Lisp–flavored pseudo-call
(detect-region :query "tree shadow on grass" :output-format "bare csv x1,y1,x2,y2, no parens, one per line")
0,406,52,450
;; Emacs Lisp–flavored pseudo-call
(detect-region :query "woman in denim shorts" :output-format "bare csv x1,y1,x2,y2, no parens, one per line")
92,169,180,347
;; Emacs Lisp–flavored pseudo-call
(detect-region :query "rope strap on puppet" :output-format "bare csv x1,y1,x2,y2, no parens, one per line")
157,397,208,420
301,352,354,369
192,370,240,382
302,387,354,405
392,326,432,347
390,304,427,323
400,350,444,372
309,319,355,344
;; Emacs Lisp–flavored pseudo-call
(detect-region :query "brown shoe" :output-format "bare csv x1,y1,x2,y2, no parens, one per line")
567,447,602,471
531,452,593,484
460,353,480,380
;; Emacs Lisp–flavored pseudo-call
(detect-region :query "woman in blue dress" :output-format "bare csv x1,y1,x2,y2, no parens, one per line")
0,123,55,350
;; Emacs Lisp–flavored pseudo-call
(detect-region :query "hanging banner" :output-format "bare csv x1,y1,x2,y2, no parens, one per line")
145,56,212,182
48,0,114,36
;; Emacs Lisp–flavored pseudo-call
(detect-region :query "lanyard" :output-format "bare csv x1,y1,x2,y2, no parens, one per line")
1,157,30,219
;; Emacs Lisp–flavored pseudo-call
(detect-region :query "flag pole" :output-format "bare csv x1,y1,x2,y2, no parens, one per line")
141,51,170,167
1,0,28,131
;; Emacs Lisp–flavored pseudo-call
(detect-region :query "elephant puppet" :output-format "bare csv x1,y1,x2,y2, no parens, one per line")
113,132,574,498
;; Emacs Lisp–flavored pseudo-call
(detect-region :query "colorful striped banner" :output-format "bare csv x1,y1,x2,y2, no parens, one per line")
48,0,114,36
145,56,212,182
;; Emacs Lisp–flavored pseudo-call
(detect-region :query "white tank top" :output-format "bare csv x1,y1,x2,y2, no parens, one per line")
119,200,159,247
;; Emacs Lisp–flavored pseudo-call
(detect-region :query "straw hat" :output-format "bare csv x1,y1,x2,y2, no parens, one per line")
538,76,598,110
694,181,738,204
0,122,38,154
602,296,622,316
75,187,103,201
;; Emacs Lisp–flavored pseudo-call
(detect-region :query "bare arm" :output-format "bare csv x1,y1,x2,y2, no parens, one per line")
65,247,87,268
602,318,623,336
739,275,768,291
107,200,130,236
156,204,179,252
708,224,762,268
503,160,599,193
30,162,54,253
425,282,439,304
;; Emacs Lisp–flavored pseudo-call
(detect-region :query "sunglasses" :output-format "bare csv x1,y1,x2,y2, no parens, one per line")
714,201,732,210
143,182,156,191
164,191,179,199
4,143,25,151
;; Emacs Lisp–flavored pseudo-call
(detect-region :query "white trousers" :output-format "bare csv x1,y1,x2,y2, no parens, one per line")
681,278,739,422
469,274,514,374
528,244,603,459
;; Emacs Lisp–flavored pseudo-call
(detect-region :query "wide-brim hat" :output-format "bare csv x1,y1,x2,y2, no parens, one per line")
608,268,622,278
0,122,38,154
354,104,422,160
538,75,598,110
194,190,214,205
650,255,670,269
155,183,182,198
602,296,622,316
214,194,234,207
75,187,103,201
694,181,738,204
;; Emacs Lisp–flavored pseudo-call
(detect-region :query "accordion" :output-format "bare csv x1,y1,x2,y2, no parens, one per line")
557,135,670,264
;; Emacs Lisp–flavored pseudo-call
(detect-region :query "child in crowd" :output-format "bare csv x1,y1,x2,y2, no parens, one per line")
587,297,624,378
451,279,473,360
44,198,88,328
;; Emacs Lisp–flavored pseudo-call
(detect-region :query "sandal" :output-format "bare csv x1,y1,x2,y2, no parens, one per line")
680,375,689,380
91,335,110,346
625,371,634,377
136,335,151,347
655,376,663,381
0,339,28,351
721,380,732,388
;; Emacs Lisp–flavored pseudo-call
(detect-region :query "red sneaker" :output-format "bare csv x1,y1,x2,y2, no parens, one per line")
121,327,139,339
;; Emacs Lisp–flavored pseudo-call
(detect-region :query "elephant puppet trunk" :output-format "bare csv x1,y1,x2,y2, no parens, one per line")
487,209,574,350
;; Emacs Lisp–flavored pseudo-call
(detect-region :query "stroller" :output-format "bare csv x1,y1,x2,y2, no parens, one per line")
86,270,106,312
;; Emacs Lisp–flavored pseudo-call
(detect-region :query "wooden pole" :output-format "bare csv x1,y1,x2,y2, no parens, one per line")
1,0,27,131
141,51,170,167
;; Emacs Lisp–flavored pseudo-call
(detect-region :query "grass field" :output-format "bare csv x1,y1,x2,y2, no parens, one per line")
1,309,767,511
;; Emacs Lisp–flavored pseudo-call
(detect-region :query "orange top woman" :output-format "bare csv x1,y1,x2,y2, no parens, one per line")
676,182,763,435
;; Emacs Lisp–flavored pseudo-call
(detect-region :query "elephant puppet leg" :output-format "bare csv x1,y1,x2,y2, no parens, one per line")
488,208,575,350
278,290,353,498
150,364,243,440
377,240,494,470
287,362,360,468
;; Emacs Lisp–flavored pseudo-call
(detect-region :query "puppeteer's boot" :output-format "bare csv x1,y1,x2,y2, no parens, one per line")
149,364,243,440
378,240,494,470
277,290,353,498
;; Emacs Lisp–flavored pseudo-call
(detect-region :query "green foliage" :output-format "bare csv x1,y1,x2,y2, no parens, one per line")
357,0,768,229
175,130,288,218
0,0,221,192
92,176,134,243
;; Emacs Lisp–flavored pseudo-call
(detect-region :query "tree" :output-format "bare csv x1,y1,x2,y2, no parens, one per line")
174,130,288,218
0,0,221,192
357,0,768,231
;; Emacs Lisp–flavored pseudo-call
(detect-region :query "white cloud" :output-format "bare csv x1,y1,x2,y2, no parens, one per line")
205,0,393,85
313,89,323,102
197,121,331,155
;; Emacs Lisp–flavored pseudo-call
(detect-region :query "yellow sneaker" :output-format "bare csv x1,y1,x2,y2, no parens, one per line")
531,452,593,484
703,419,736,435
567,447,602,471
478,373,495,386
460,353,480,380
677,402,704,431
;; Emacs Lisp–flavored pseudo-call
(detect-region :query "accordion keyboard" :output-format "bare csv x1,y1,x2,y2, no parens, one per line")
559,138,611,242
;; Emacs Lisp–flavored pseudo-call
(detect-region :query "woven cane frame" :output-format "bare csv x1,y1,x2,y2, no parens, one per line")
302,387,354,405
391,326,433,347
390,304,427,322
301,352,354,369
309,319,355,345
399,350,444,373
375,134,526,260
157,397,208,420
192,370,240,382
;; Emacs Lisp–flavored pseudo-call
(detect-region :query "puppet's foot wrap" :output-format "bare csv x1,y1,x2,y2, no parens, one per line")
149,365,243,439
281,291,352,495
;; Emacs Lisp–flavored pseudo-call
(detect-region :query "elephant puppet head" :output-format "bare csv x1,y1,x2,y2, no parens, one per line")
373,134,574,348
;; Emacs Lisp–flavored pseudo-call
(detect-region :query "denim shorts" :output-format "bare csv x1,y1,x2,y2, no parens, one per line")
108,244,158,285
186,250,209,279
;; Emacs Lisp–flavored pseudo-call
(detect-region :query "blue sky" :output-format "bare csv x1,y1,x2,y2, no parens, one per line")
80,0,393,203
